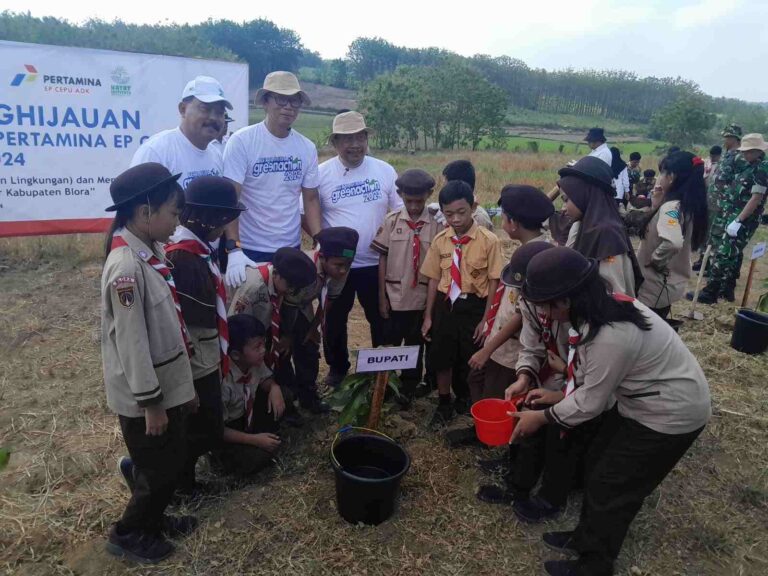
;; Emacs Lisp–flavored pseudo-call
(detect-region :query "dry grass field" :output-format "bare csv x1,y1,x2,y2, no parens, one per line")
1,152,767,576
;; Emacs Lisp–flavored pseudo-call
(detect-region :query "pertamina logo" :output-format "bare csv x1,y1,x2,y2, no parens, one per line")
10,65,38,86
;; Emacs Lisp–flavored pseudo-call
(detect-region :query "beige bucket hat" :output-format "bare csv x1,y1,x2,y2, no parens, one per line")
330,111,373,136
737,133,768,152
255,71,311,106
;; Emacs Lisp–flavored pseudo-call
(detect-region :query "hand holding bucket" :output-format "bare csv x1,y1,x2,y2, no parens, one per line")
470,395,526,446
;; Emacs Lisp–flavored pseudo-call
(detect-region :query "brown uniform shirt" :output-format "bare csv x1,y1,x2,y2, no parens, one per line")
371,207,441,311
221,361,273,423
228,264,276,332
420,222,504,298
283,248,349,321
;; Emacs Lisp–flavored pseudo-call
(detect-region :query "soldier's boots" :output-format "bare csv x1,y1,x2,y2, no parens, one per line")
721,284,736,303
690,281,721,305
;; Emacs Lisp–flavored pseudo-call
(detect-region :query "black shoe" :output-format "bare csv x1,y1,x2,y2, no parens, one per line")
543,559,580,576
476,455,510,476
692,257,703,272
429,403,456,429
414,381,433,398
476,484,514,505
161,514,198,538
117,457,136,493
722,285,735,303
542,531,578,556
106,524,174,564
453,396,472,415
445,425,481,447
687,283,720,305
323,370,347,390
301,398,331,415
513,495,562,523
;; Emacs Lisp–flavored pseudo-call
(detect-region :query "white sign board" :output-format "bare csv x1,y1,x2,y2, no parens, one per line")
0,40,248,237
355,346,420,373
751,242,766,260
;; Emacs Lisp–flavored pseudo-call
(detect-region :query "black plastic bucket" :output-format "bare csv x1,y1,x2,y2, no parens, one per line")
730,308,768,355
330,427,410,525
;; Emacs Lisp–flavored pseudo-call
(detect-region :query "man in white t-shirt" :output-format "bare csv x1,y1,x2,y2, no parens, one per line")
317,111,402,387
130,76,230,188
584,127,612,166
222,71,322,287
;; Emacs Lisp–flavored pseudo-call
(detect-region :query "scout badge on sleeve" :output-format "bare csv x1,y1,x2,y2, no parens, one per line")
113,276,136,308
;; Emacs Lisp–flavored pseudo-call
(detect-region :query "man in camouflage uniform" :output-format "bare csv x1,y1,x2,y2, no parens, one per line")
693,125,743,273
692,133,768,304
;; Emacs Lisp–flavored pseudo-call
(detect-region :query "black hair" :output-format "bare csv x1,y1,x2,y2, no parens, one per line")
442,160,476,192
228,313,266,353
104,182,184,260
507,213,544,231
438,180,474,208
643,169,656,178
568,274,652,344
710,145,722,156
629,152,641,161
667,146,681,155
657,151,708,250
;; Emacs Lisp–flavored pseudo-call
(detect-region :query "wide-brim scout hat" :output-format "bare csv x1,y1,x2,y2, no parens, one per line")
584,127,606,143
255,71,311,106
721,124,743,140
737,133,768,152
558,156,615,194
498,185,555,223
396,169,435,194
181,75,233,110
106,163,181,212
184,176,247,212
522,247,599,303
273,247,317,289
316,227,359,259
501,241,555,288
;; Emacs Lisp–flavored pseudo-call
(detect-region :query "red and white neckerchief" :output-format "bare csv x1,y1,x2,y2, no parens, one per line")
237,370,254,429
536,313,562,383
448,235,472,303
257,265,281,370
483,283,506,337
110,234,192,356
166,227,229,376
405,219,426,287
563,328,581,398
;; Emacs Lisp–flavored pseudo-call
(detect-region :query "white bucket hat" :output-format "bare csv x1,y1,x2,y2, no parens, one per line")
181,76,232,109
255,71,311,106
737,133,768,152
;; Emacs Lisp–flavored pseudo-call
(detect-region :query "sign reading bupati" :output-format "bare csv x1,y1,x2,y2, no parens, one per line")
0,40,248,237
751,242,766,260
355,346,420,373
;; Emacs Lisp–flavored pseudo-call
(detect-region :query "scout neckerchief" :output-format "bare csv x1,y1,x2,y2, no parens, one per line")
237,370,254,429
110,234,192,356
405,219,427,287
257,264,281,370
448,235,472,303
483,283,506,338
165,227,230,377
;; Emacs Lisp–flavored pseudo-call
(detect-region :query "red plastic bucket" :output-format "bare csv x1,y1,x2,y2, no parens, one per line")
470,398,520,446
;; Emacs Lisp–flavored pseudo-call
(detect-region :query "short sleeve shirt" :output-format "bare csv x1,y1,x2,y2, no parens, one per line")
420,223,504,298
221,362,273,423
223,122,319,252
227,265,275,331
317,156,402,269
283,248,349,320
371,207,440,310
130,127,223,189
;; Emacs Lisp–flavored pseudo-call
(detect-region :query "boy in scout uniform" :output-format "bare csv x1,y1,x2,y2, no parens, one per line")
211,314,284,478
228,248,318,420
371,169,440,405
420,180,504,427
165,176,246,499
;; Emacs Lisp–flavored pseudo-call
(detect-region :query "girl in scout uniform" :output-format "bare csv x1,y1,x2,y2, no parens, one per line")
164,176,246,498
637,152,708,319
101,163,197,564
510,247,710,576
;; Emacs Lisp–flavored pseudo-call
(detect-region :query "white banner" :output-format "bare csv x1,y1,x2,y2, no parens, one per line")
0,40,248,237
355,346,420,373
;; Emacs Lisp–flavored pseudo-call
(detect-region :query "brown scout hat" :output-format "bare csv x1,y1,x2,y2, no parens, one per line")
522,246,599,303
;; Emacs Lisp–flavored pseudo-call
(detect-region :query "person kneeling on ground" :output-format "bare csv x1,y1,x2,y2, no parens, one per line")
210,314,284,477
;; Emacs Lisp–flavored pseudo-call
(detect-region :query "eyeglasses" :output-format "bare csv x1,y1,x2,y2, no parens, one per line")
270,94,303,109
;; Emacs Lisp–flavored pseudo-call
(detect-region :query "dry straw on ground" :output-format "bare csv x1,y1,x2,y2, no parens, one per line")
1,153,767,576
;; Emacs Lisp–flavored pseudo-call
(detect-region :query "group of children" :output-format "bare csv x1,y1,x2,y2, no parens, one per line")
100,148,709,570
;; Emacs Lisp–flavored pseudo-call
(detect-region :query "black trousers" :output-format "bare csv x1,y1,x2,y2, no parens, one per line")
571,410,704,575
118,405,188,534
179,370,223,489
383,310,425,393
323,265,385,375
275,309,322,407
211,389,279,477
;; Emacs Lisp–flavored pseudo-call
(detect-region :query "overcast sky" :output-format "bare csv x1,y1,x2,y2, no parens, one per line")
4,0,766,101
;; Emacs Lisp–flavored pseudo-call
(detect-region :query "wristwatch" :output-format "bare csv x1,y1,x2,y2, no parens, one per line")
224,239,242,253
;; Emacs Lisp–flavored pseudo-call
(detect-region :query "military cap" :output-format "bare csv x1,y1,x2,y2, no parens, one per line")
106,162,181,212
522,247,599,303
316,227,359,259
185,176,246,212
501,241,555,288
558,156,615,194
498,185,554,223
721,124,743,139
395,169,435,194
584,127,606,143
273,248,317,289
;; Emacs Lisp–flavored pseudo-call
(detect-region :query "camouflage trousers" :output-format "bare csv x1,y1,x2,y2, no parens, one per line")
708,218,759,289
705,209,727,256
